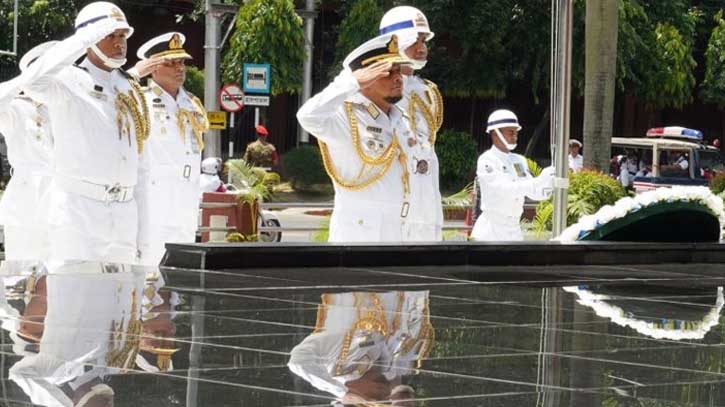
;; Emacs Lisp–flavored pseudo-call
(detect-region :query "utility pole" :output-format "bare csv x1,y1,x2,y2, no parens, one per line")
203,0,237,159
551,0,573,237
298,0,317,145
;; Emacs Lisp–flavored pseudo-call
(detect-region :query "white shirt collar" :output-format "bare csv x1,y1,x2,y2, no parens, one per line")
80,58,113,85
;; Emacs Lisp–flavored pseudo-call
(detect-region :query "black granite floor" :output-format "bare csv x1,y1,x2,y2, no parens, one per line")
0,261,724,406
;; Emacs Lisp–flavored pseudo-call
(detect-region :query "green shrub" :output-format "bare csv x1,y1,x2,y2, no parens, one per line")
281,145,330,191
184,65,205,102
435,130,478,192
710,173,725,195
533,170,627,235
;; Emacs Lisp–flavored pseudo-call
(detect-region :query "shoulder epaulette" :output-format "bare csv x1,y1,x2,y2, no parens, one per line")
423,79,438,89
72,64,88,72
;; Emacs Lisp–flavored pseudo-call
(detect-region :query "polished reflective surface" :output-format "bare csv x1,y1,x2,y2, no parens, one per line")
0,262,724,406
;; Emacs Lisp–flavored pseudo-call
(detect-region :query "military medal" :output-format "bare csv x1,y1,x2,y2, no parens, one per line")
415,158,429,175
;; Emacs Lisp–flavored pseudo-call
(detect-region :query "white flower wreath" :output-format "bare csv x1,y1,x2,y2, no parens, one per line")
555,186,725,242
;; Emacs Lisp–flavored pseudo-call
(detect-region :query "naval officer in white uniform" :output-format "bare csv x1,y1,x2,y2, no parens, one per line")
297,35,414,242
132,32,208,266
6,2,149,264
471,109,554,241
379,6,444,242
0,42,56,261
288,290,433,404
6,262,146,407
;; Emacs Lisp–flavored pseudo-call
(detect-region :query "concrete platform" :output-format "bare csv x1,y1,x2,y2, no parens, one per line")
163,241,725,270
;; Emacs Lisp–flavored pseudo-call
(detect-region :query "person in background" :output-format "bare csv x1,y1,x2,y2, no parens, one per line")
242,125,278,168
568,139,583,173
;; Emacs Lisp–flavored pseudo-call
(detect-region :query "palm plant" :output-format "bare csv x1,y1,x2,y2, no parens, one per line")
225,159,275,204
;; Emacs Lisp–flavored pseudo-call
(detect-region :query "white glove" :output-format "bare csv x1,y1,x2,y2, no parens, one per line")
131,57,166,79
539,166,556,178
535,167,555,190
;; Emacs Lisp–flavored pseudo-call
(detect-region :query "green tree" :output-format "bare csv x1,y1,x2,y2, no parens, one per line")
582,0,619,172
222,0,305,96
184,65,205,103
701,10,725,142
701,10,725,108
327,0,384,80
616,0,698,109
0,0,78,68
411,0,514,99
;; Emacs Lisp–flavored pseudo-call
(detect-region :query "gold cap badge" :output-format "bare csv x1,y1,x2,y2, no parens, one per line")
388,35,399,54
110,7,125,22
169,33,183,50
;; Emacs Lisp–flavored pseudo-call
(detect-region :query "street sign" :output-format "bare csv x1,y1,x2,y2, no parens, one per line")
208,111,227,129
243,63,271,94
243,95,270,107
219,83,244,112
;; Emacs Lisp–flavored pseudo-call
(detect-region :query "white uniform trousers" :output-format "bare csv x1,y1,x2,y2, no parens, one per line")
329,198,405,243
402,222,442,242
471,212,523,241
136,168,199,266
47,184,137,264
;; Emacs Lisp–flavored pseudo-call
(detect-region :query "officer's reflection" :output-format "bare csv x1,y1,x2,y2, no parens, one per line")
0,262,179,407
288,291,434,405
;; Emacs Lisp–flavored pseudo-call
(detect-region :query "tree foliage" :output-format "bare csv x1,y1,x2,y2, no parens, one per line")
0,0,78,65
222,0,305,95
435,129,478,192
327,0,384,80
410,0,521,98
701,10,725,108
609,0,698,109
184,65,205,103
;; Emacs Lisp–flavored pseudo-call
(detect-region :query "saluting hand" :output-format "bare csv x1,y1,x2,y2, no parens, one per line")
133,57,166,78
352,61,393,89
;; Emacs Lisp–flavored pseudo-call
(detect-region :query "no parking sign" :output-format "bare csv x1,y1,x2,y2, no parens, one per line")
219,83,244,113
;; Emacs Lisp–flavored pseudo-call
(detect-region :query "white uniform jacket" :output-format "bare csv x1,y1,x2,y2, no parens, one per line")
472,147,551,241
297,70,411,243
136,82,206,266
568,153,583,173
0,96,53,261
397,76,444,241
11,22,148,263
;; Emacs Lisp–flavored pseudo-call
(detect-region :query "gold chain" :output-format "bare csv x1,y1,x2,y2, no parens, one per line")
335,293,389,376
318,103,415,193
176,108,207,151
346,102,398,165
425,79,444,132
409,81,444,146
106,289,142,371
116,80,150,153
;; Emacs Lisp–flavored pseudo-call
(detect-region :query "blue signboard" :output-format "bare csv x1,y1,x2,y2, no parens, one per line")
243,63,271,94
